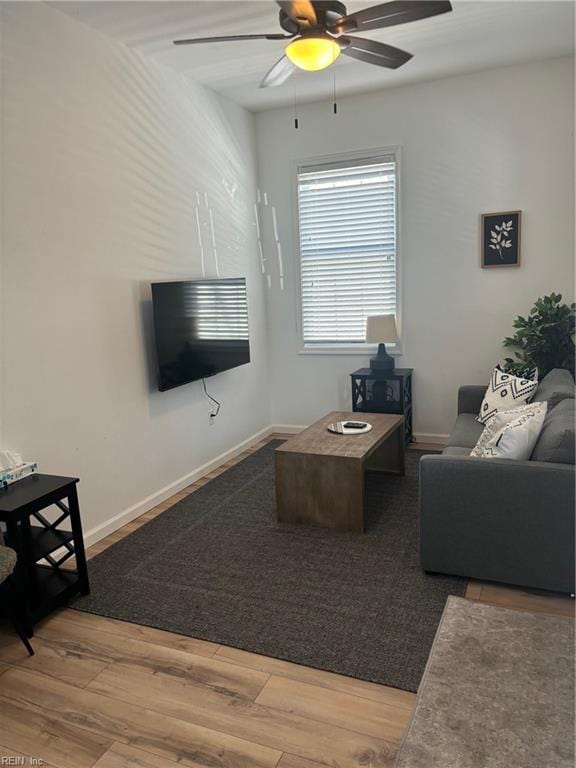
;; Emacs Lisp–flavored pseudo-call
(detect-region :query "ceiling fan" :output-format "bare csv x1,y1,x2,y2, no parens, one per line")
173,1,453,88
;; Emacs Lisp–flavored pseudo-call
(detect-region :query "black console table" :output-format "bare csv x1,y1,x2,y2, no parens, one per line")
351,368,413,443
0,474,89,630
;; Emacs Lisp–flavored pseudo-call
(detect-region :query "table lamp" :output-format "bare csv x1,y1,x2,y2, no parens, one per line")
366,314,398,371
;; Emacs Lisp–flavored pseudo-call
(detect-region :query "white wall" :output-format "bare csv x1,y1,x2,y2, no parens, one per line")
256,57,575,440
1,2,271,537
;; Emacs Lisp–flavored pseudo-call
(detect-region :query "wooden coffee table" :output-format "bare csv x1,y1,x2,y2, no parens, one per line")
275,411,405,533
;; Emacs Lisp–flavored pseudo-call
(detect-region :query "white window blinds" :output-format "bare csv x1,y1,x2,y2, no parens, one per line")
297,154,398,345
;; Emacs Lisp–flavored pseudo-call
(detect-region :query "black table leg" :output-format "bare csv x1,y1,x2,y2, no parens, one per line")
5,578,34,655
5,518,35,637
68,486,90,595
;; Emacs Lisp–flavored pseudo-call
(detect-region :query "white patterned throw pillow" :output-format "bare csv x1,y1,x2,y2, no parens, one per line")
477,366,538,424
471,402,548,460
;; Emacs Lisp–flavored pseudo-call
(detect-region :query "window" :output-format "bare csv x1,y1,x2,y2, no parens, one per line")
296,152,398,348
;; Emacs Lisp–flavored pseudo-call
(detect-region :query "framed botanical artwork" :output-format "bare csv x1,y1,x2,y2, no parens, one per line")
481,210,521,268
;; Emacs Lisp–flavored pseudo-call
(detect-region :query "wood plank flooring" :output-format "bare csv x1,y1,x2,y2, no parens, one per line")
0,435,572,768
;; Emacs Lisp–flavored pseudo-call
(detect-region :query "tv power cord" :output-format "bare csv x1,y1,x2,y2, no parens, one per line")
202,378,221,421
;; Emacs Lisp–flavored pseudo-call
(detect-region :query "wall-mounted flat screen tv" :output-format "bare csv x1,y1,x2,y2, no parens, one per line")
151,278,250,392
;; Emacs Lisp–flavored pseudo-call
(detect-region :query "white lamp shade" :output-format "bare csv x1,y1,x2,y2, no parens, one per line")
365,314,399,343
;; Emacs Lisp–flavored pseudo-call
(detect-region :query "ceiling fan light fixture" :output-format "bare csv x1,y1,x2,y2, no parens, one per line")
285,35,341,71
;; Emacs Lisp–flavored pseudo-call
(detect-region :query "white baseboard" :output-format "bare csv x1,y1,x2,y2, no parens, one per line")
82,424,274,550
413,433,449,445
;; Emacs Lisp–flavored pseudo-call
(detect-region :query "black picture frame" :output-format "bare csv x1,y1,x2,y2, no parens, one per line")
481,210,521,268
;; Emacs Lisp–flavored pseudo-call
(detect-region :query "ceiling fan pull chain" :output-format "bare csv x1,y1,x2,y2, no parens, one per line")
333,66,338,115
293,80,299,129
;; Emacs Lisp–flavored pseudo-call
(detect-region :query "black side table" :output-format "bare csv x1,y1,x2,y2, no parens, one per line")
0,474,90,631
351,368,413,443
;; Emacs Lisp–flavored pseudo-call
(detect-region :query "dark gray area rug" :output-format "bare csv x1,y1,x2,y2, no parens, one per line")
74,441,467,692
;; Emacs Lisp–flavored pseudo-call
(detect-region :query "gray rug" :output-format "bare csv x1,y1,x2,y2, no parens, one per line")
395,597,575,767
75,441,467,692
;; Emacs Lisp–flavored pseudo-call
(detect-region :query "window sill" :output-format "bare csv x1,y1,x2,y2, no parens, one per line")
298,345,402,357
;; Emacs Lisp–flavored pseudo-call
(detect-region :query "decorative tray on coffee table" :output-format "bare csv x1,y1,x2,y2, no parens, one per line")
327,421,373,435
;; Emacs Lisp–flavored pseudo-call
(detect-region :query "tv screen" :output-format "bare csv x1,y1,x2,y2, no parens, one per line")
151,278,250,392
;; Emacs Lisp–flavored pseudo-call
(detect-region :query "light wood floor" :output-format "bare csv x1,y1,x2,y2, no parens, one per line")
0,436,573,768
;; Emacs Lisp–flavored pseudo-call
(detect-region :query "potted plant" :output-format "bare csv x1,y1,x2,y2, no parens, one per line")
503,293,575,378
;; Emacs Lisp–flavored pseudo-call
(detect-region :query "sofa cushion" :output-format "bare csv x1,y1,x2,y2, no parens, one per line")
531,398,575,465
443,446,473,457
447,414,485,449
533,368,575,410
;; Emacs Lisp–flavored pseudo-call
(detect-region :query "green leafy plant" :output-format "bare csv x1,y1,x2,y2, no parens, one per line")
503,293,575,378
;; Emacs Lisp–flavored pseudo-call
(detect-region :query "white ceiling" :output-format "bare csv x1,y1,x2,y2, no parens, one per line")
53,0,575,111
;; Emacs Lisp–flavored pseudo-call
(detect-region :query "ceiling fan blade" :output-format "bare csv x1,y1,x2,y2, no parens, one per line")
260,55,297,88
331,1,452,34
276,0,318,29
340,36,412,69
173,33,291,45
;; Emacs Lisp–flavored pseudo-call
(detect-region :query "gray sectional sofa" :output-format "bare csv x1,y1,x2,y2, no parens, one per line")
420,369,575,594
